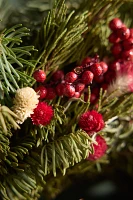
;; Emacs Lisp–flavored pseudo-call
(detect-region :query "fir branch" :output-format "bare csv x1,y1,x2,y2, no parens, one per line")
0,25,36,99
73,0,125,60
30,103,66,146
41,130,94,177
34,0,88,74
0,171,41,200
96,89,133,121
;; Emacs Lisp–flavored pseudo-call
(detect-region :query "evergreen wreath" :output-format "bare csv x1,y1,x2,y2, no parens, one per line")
0,0,133,199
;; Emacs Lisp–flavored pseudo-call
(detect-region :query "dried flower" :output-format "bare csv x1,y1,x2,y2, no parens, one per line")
30,102,54,126
107,74,133,97
87,135,107,160
78,110,105,134
12,87,39,124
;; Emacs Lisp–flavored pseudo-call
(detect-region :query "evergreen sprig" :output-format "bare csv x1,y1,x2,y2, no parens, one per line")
0,24,35,100
1,0,133,200
35,0,88,73
41,129,94,177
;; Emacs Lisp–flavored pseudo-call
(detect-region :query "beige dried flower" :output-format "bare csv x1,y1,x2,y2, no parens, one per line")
107,74,133,98
12,87,39,124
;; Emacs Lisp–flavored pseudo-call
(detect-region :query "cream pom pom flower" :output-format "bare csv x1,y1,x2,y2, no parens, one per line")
12,87,39,124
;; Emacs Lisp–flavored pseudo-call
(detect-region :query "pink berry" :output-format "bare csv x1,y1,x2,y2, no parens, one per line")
109,18,123,31
65,72,78,83
117,27,130,40
111,43,122,56
90,63,103,76
81,71,94,85
52,70,64,81
121,49,133,61
122,38,133,50
75,83,85,92
33,70,46,83
108,32,120,43
45,87,56,100
55,83,65,96
63,84,75,97
100,62,108,73
73,92,81,98
35,85,47,99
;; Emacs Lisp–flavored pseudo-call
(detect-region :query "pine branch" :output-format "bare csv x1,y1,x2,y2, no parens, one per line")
40,130,94,177
0,25,36,100
73,0,124,61
34,0,88,74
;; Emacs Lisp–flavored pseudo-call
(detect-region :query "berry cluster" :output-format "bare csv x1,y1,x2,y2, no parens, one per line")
33,19,133,104
33,56,108,101
90,18,133,97
108,18,133,61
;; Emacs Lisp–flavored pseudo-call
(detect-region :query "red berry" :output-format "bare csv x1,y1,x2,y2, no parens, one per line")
73,92,81,98
90,93,98,104
90,63,103,76
75,83,85,92
45,87,56,100
121,49,133,61
35,86,47,99
55,83,65,96
81,57,91,66
84,93,89,102
33,70,46,83
130,28,133,38
63,84,75,97
81,71,94,85
52,70,64,81
109,61,121,71
94,75,104,83
108,32,120,43
122,38,133,50
65,72,78,83
104,70,116,83
109,18,123,31
88,135,107,161
117,27,130,40
111,43,122,56
100,62,108,74
91,87,100,96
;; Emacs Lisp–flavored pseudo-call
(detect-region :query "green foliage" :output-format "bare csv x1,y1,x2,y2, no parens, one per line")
35,0,88,73
0,24,36,100
1,0,133,199
41,130,94,177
